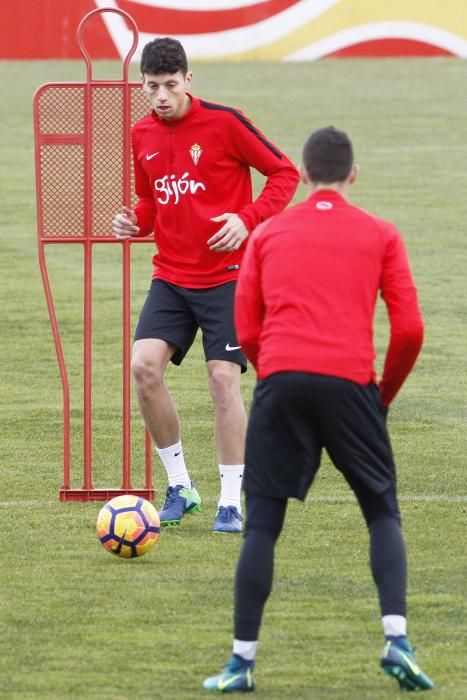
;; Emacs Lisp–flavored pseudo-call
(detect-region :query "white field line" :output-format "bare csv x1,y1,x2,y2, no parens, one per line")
368,145,467,153
0,495,466,507
310,495,467,503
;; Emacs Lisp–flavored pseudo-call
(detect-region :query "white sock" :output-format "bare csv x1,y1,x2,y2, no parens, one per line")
155,441,191,488
233,640,257,661
218,464,243,512
382,615,407,638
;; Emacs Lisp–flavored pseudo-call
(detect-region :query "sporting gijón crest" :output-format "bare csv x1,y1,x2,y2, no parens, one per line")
190,143,202,165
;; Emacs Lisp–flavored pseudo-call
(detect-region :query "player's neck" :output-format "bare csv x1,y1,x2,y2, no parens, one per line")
308,182,350,199
178,93,192,119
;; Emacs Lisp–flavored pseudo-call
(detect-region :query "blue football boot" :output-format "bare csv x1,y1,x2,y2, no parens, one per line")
203,654,255,693
212,505,243,533
159,482,202,527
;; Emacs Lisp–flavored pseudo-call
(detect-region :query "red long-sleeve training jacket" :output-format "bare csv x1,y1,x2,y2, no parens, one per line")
234,190,424,406
131,95,299,288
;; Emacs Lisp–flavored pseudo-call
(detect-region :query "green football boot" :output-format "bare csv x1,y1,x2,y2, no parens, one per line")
159,482,202,526
381,637,434,692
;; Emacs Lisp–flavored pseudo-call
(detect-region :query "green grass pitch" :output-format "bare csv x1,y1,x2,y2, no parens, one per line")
1,58,466,699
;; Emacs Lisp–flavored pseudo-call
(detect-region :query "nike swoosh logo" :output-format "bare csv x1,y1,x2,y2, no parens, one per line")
398,651,421,676
111,528,128,555
174,451,181,457
218,673,245,691
225,344,241,351
146,152,159,160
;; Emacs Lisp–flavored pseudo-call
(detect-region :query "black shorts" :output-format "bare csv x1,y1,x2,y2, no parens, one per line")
134,279,247,372
243,372,396,500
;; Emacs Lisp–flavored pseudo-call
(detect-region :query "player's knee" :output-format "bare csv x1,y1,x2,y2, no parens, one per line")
360,485,401,527
208,365,240,407
245,519,283,544
367,511,401,532
244,495,287,543
131,354,164,392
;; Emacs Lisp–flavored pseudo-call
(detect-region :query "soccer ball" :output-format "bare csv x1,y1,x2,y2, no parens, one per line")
96,495,160,558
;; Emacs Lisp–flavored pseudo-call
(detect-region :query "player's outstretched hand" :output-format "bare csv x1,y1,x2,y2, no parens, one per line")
112,206,140,240
208,213,249,252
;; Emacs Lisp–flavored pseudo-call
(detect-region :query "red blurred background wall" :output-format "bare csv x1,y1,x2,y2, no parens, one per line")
1,0,118,59
0,0,458,59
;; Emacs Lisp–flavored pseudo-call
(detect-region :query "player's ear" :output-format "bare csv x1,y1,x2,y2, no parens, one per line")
185,71,193,89
299,164,310,185
348,164,359,185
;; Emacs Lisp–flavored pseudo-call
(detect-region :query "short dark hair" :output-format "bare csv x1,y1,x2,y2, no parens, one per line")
141,37,188,76
302,127,353,183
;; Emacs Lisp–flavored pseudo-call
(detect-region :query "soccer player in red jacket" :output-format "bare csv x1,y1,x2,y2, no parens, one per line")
203,127,434,692
112,38,299,533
